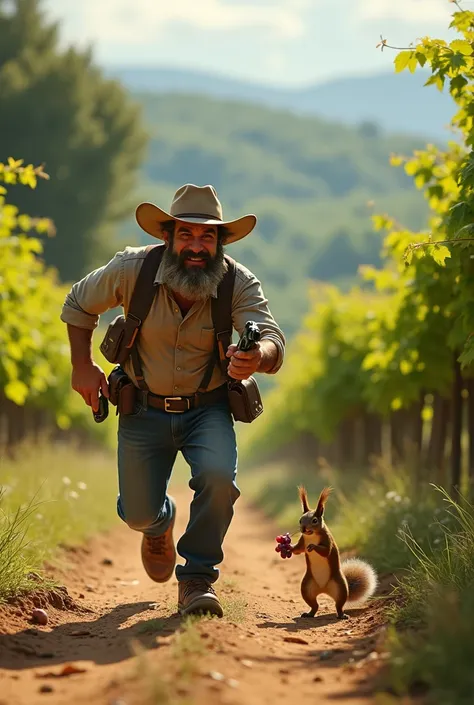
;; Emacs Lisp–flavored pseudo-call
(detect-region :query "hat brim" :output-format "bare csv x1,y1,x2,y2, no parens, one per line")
135,202,256,244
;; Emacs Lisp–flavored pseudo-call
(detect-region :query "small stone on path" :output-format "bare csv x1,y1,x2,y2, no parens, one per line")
32,609,48,626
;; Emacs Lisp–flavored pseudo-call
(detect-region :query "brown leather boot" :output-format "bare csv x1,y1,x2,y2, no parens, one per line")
141,500,176,583
178,578,223,618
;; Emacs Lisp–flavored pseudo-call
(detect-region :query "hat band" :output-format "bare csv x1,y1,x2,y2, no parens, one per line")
174,212,223,221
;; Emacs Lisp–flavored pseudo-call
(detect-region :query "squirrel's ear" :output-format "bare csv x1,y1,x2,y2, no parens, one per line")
298,485,310,513
316,487,332,517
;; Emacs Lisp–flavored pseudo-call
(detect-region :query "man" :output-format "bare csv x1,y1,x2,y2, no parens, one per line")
61,184,285,618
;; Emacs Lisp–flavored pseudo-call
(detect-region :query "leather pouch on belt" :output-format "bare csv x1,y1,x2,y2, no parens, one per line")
227,376,263,423
108,367,137,414
108,367,129,406
117,381,138,415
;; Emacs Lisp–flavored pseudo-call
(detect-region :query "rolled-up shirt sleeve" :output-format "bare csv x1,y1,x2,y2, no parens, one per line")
232,264,286,374
60,251,124,330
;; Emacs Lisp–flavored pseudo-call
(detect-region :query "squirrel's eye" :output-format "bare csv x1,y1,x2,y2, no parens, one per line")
312,517,319,524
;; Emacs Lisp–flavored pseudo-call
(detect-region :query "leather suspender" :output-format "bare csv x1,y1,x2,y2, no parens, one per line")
126,244,165,391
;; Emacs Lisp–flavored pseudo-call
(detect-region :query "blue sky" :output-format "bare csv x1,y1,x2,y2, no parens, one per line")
43,0,456,86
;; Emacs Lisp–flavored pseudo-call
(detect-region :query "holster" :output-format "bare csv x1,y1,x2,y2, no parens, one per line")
227,376,263,423
108,366,138,415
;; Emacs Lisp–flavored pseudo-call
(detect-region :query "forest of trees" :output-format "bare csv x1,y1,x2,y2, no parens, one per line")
0,0,146,281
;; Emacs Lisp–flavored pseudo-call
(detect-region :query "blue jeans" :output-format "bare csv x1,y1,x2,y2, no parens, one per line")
116,398,239,583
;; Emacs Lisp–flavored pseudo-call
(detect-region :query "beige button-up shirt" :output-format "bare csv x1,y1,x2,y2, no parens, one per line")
60,246,285,396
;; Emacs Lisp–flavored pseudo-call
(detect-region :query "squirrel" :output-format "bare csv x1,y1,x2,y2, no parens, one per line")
289,486,377,620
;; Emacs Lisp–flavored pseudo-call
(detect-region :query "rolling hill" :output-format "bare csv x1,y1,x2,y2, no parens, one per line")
115,92,430,338
108,66,456,141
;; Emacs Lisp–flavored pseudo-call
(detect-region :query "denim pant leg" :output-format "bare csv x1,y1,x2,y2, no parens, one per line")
117,405,177,536
176,401,239,583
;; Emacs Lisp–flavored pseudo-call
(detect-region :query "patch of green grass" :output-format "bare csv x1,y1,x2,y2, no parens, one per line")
221,594,247,623
172,615,206,667
0,490,52,599
0,439,119,600
136,618,167,635
385,488,474,703
132,638,192,705
331,464,456,574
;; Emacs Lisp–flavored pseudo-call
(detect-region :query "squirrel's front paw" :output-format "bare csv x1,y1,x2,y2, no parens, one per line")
307,544,317,552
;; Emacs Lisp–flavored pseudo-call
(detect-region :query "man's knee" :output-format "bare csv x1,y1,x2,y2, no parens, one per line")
118,500,161,531
123,514,157,531
191,467,239,500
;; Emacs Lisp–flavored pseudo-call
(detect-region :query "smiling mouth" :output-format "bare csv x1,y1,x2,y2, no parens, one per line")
185,257,207,267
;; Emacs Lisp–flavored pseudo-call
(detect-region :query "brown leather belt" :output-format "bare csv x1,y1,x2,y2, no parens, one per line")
142,384,228,413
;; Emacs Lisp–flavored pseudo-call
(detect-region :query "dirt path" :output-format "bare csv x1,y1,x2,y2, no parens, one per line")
0,483,390,705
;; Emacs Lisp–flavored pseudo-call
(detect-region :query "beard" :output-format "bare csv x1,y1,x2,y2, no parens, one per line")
160,240,226,300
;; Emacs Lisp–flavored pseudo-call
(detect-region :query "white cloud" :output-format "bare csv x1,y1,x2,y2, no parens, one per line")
358,0,453,24
47,0,313,45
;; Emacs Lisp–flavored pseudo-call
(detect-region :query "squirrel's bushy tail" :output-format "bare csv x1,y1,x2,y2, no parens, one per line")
342,558,378,606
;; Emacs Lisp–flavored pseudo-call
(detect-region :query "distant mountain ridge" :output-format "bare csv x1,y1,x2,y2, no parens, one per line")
108,66,456,141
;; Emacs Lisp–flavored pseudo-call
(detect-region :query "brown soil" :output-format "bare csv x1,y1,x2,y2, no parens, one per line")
0,484,394,705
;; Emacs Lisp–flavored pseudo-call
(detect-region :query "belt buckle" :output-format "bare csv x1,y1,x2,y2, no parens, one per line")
164,396,190,413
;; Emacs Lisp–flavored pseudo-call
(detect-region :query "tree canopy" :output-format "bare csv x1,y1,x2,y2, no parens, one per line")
0,0,147,281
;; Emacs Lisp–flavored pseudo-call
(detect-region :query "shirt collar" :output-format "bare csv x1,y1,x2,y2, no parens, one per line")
153,257,228,299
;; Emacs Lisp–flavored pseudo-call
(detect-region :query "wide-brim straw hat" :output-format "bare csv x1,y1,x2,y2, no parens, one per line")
136,184,257,245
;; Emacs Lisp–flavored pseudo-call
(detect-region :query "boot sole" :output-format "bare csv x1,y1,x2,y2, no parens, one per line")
178,596,223,618
142,499,177,583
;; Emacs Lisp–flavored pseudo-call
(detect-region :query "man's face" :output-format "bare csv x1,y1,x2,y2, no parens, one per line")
160,221,225,300
169,223,219,269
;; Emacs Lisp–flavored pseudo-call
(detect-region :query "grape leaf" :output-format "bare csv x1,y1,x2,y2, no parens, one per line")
394,51,414,73
432,245,451,267
450,39,473,56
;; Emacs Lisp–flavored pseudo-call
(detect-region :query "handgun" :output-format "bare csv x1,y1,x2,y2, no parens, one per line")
92,391,109,423
237,321,261,352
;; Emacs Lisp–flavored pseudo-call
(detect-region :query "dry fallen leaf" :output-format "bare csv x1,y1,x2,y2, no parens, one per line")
36,663,87,678
283,636,309,645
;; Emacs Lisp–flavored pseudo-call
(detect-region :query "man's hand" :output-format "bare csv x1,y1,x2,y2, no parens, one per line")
226,343,262,380
72,361,109,412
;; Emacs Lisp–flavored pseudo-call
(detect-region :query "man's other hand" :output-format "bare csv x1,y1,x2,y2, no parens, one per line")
72,361,109,412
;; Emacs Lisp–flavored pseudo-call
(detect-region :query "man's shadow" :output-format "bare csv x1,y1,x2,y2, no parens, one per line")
0,601,183,670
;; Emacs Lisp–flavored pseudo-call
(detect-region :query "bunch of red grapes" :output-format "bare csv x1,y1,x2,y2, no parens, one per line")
275,533,292,559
